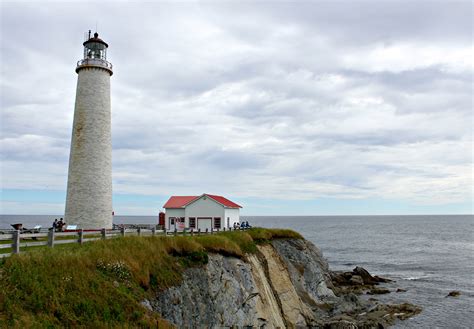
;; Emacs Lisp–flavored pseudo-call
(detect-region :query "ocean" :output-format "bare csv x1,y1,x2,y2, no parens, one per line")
1,214,472,328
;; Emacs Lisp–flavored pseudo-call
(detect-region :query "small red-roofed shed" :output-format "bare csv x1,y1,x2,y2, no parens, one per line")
163,194,242,231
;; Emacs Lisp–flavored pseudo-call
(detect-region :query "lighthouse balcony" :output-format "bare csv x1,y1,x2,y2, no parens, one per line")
76,58,113,75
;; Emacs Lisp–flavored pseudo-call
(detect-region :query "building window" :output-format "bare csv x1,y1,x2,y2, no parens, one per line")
189,217,196,229
170,217,175,225
214,217,221,229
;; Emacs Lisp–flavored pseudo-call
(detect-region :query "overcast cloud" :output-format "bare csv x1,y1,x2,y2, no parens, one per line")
0,1,472,215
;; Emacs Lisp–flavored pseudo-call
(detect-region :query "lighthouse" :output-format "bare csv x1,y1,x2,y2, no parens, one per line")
65,31,113,229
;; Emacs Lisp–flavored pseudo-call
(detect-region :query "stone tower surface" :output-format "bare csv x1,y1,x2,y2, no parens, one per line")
65,32,113,229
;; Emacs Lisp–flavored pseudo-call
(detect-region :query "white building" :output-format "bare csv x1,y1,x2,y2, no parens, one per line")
163,194,242,231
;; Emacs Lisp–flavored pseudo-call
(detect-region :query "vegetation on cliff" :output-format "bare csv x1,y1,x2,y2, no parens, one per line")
0,228,302,328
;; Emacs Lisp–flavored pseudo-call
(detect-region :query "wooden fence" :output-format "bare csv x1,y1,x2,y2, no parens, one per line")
0,227,247,258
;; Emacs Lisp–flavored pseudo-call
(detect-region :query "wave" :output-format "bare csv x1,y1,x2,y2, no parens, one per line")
404,276,430,281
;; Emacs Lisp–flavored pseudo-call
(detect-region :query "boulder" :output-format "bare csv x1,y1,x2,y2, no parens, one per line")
349,275,364,286
446,290,461,297
367,288,390,295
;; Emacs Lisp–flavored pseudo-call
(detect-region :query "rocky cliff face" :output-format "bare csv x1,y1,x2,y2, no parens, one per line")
150,239,420,328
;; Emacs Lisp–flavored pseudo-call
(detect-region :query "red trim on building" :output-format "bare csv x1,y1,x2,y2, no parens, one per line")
163,194,242,209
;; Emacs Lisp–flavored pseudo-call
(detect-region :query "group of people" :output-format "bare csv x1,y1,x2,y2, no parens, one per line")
233,221,251,229
52,218,66,232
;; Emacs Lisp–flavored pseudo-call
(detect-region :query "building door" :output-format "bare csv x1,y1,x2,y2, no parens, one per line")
197,217,212,231
169,217,176,230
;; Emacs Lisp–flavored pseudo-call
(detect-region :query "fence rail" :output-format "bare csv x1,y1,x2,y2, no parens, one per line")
0,227,248,258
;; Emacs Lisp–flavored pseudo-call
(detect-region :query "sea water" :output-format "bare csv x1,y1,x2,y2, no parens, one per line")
1,214,472,328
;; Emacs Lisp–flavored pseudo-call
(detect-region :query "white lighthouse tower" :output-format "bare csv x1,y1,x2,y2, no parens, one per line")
65,31,113,229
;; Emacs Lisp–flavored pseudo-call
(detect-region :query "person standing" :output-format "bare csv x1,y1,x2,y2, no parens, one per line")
58,218,65,231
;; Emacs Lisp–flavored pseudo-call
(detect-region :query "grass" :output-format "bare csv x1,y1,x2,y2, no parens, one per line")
0,228,302,328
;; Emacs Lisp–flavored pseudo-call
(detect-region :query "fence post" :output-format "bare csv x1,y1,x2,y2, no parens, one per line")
198,228,201,236
101,228,106,240
78,229,84,245
137,228,141,236
48,229,55,248
211,228,214,235
205,228,208,234
120,227,125,237
174,229,177,236
152,227,156,236
223,227,226,232
190,229,194,236
164,228,167,235
12,230,20,254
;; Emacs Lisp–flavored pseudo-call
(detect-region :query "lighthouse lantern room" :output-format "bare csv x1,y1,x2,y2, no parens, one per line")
76,31,113,75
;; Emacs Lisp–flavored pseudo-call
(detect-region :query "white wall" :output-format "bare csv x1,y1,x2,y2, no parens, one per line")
186,196,227,230
165,208,185,230
224,208,240,228
185,197,225,220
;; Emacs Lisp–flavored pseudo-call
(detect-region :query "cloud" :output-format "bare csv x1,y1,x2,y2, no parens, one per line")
1,1,472,214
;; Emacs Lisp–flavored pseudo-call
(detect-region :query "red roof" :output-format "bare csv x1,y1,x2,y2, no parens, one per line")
163,194,242,209
206,194,242,208
163,196,198,208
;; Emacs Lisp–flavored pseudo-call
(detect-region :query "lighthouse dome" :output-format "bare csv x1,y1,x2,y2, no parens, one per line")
83,32,108,49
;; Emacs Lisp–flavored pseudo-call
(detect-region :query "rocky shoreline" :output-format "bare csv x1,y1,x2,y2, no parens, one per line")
148,238,421,328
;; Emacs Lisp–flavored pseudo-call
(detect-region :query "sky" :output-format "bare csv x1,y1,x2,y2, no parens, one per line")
0,1,472,216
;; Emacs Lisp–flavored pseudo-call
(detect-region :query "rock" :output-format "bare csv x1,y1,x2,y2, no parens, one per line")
140,299,153,312
257,244,315,326
349,275,364,286
353,266,376,284
150,239,420,328
247,254,286,327
271,239,337,302
396,288,407,293
151,255,261,327
367,288,391,295
446,290,461,297
352,266,391,285
370,303,422,323
374,275,393,283
330,271,353,286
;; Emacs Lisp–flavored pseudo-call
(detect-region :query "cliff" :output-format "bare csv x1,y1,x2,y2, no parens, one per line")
150,239,421,328
0,229,420,328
